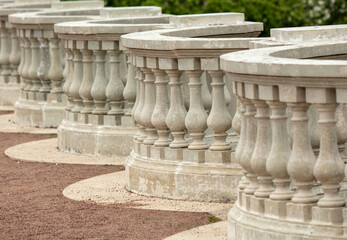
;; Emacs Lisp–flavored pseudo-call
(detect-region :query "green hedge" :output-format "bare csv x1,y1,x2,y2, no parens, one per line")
64,0,347,36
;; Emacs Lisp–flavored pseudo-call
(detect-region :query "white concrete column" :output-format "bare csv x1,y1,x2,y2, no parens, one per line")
28,35,41,92
140,67,157,145
241,99,258,195
123,52,136,116
63,47,74,111
17,34,25,93
48,37,64,93
133,68,147,141
0,25,12,80
106,50,124,115
207,70,232,151
185,70,208,150
266,101,293,201
22,33,32,92
201,72,212,112
151,69,170,147
314,103,345,207
251,100,274,198
166,69,188,148
91,49,108,115
9,28,20,83
232,99,241,134
37,36,51,93
70,49,83,113
131,66,140,120
79,48,94,114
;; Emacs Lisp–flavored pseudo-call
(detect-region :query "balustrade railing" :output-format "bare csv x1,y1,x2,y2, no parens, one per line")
121,13,263,201
221,35,347,240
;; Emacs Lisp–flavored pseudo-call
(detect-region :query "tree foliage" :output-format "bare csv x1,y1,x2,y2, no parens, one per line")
64,0,347,36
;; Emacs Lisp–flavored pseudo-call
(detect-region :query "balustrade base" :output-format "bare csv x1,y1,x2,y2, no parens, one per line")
14,94,67,128
0,83,20,106
228,192,347,240
126,140,242,202
58,117,136,157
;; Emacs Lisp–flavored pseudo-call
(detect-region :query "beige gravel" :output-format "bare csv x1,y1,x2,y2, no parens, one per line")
0,113,57,134
63,171,232,218
5,138,124,165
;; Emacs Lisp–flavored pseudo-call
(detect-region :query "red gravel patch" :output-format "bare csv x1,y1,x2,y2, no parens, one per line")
0,133,213,240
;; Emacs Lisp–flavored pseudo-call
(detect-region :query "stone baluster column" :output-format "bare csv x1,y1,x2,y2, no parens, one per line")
17,33,25,95
287,102,318,204
69,48,83,113
166,69,188,148
28,34,41,93
140,67,157,144
241,99,258,195
48,36,63,93
131,65,140,120
9,28,20,84
185,70,208,150
0,24,12,82
106,49,124,115
22,32,32,93
79,45,94,114
235,96,249,190
91,49,108,114
232,99,242,134
207,70,232,150
201,72,212,112
123,52,136,115
37,35,51,96
151,68,170,147
63,46,74,111
314,100,345,207
133,68,147,141
251,100,273,198
266,101,294,200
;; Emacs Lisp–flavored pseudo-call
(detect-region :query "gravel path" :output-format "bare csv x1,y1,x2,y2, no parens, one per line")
0,132,214,240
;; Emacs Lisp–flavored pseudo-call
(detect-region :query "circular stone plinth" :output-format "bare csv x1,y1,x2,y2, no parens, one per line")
5,138,124,165
228,203,347,240
58,119,137,158
126,145,242,203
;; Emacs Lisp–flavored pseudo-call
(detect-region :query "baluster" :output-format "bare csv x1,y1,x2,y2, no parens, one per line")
185,70,208,150
69,49,83,113
9,28,20,84
152,69,170,147
232,99,242,134
131,66,140,120
17,34,25,95
235,97,249,190
201,71,212,112
140,67,157,144
287,102,318,203
22,33,31,93
166,69,188,148
241,99,258,195
0,25,11,82
48,37,63,93
251,100,274,198
79,47,94,114
123,52,136,115
266,101,294,200
91,49,108,114
207,70,232,150
314,103,345,207
63,47,74,111
106,50,124,115
28,35,41,92
37,36,51,94
133,69,147,141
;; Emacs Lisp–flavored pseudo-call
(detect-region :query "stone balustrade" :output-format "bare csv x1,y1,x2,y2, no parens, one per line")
54,6,168,157
0,0,61,106
221,33,347,239
8,1,104,127
121,13,263,202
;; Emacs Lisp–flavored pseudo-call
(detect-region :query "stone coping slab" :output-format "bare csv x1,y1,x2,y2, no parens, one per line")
121,21,263,51
0,113,57,134
100,6,162,19
62,170,232,217
5,137,124,165
51,0,104,10
221,41,347,79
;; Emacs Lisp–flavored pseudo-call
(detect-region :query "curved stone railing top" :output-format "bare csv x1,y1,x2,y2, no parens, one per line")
220,41,347,239
250,24,347,49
